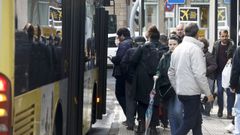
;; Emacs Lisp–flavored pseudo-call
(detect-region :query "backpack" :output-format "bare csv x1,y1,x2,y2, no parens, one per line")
140,43,162,76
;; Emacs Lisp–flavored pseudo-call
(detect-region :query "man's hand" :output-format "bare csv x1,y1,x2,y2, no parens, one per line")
207,95,214,102
229,87,236,93
107,55,112,60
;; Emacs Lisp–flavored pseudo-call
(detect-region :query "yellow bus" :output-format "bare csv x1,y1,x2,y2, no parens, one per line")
0,0,108,135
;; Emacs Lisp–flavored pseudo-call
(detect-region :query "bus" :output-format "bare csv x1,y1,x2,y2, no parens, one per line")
0,0,108,135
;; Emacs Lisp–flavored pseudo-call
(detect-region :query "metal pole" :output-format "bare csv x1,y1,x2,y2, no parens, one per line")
139,0,142,36
129,0,139,37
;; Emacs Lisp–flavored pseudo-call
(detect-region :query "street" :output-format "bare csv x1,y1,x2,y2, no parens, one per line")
88,69,234,135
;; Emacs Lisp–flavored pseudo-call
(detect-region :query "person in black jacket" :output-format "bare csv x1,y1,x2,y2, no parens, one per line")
199,38,218,116
120,36,146,130
229,47,240,134
110,28,132,124
131,26,166,135
212,30,236,118
156,35,183,135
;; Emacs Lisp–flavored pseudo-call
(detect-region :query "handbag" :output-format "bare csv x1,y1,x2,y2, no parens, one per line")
159,84,175,101
222,62,232,89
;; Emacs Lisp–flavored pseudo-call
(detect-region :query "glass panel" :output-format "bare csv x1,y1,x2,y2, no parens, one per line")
84,0,96,70
145,4,158,30
217,0,231,37
15,0,63,95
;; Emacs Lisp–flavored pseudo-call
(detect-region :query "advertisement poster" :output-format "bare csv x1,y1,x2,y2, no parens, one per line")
179,7,199,25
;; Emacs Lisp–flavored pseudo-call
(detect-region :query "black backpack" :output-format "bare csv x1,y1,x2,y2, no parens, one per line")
140,43,161,76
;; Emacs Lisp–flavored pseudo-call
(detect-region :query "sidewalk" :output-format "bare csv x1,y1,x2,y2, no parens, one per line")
108,102,233,135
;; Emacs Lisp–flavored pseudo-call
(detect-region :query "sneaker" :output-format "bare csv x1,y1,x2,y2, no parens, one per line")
225,123,234,133
202,111,210,116
217,110,223,118
121,121,127,126
126,126,134,130
227,114,234,119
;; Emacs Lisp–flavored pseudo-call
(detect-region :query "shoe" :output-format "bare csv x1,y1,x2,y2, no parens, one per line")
227,114,234,119
135,120,145,133
121,121,127,126
202,111,210,116
225,123,234,133
149,127,158,135
126,126,134,130
217,110,223,118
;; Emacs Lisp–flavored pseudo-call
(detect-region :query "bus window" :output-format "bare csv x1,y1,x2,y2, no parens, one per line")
15,0,64,95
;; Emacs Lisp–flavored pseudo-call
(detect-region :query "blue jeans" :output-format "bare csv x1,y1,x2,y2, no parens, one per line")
175,95,202,135
168,95,183,135
217,74,235,114
234,94,240,135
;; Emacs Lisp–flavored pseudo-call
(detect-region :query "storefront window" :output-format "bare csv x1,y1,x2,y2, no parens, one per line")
217,0,231,37
144,2,159,31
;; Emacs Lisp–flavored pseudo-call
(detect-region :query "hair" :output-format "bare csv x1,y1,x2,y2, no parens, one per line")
27,24,35,41
146,25,160,40
169,35,181,44
134,36,146,47
160,34,168,43
184,23,199,37
199,38,209,49
117,27,130,37
219,29,228,35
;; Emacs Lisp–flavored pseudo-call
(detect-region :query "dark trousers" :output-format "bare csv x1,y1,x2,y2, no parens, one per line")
125,81,137,127
175,95,202,135
137,101,159,127
217,74,235,114
115,76,126,116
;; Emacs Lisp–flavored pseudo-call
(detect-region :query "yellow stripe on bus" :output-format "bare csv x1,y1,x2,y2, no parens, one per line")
0,0,14,81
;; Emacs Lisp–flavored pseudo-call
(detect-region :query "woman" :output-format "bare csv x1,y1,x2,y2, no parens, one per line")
131,26,164,135
156,35,183,135
199,38,217,116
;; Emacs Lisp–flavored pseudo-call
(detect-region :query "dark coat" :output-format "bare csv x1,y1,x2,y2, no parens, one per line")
230,47,240,94
212,39,236,78
156,51,172,87
111,38,132,78
155,51,175,101
120,47,138,83
205,51,217,80
131,40,167,105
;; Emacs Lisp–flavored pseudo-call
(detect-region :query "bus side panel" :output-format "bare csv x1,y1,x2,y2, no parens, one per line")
82,69,98,134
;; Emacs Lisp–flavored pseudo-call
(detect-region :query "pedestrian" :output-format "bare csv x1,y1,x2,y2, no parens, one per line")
156,35,183,135
212,29,236,118
199,38,218,116
158,33,171,129
176,23,185,43
109,27,133,125
229,46,240,135
168,23,214,135
131,26,163,135
120,36,146,130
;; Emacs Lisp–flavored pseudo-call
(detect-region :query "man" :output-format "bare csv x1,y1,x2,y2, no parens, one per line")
110,27,132,124
120,36,146,130
229,47,240,134
212,30,236,118
168,23,214,135
176,23,185,43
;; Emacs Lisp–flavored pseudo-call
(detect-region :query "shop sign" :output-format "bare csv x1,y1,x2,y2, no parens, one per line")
179,7,199,24
218,7,226,22
224,0,230,4
165,2,175,12
168,0,185,4
48,6,62,27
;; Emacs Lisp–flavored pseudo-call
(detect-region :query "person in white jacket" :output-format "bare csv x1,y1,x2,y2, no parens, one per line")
168,23,214,135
